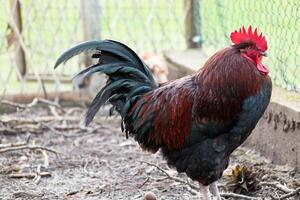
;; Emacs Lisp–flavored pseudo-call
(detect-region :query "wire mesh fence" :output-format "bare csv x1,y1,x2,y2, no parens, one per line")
0,0,187,97
0,0,299,99
200,0,300,92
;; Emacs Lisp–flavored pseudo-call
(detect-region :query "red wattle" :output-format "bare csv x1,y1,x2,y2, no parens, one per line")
241,53,268,75
257,62,268,75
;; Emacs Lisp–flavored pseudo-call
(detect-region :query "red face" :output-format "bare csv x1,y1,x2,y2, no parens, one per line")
240,45,268,75
230,26,268,76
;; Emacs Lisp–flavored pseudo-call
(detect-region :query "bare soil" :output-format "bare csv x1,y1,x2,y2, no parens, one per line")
0,104,299,200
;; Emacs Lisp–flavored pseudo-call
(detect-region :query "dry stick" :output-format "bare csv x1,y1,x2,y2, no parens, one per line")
49,105,60,118
0,116,80,124
0,100,27,108
52,124,86,131
14,123,42,130
33,164,42,184
140,160,198,190
0,145,59,156
0,140,27,149
186,187,199,196
220,193,261,200
138,177,150,189
83,160,89,174
140,161,262,200
9,172,51,179
186,183,261,200
1,98,61,109
0,135,31,149
0,127,18,135
260,181,293,193
64,107,83,116
40,123,61,135
11,123,77,134
271,187,300,200
0,115,118,124
41,150,49,168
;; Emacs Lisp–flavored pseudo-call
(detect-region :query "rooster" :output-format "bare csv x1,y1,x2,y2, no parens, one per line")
54,26,272,200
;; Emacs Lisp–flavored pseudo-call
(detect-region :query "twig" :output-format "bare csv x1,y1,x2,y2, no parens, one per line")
52,124,86,131
0,140,27,149
0,127,18,135
83,160,89,174
271,187,300,200
140,161,261,200
33,164,41,184
0,115,118,125
49,106,60,117
42,150,49,168
186,187,199,195
40,76,48,99
9,172,51,179
0,116,80,124
0,145,59,156
260,181,293,193
28,98,61,109
138,177,150,189
1,98,61,109
140,160,198,190
40,123,61,135
13,191,43,198
0,136,31,149
190,188,262,199
220,192,261,200
64,107,83,116
0,100,26,109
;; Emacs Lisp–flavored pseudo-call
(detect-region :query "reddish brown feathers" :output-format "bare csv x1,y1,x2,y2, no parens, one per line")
193,47,265,121
137,76,195,149
129,45,266,151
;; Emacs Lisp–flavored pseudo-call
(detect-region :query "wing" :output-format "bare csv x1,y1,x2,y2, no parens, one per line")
125,75,236,151
125,73,271,152
125,76,196,151
225,77,272,152
187,75,272,147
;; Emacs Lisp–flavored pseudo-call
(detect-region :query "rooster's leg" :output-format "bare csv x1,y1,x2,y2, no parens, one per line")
199,183,211,200
209,182,221,200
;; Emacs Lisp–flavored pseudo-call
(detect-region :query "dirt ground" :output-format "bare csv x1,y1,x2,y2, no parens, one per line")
0,103,299,200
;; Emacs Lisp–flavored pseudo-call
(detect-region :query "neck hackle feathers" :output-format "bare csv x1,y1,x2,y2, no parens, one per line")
230,26,267,51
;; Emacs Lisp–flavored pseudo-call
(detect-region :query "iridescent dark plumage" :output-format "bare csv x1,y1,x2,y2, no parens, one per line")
55,30,271,198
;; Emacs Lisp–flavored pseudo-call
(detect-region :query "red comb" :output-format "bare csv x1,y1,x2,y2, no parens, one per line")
230,26,267,51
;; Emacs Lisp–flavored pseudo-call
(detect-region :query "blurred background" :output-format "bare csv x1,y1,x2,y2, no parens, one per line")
0,0,299,98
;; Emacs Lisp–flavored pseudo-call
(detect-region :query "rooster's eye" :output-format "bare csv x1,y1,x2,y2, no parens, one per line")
247,46,253,50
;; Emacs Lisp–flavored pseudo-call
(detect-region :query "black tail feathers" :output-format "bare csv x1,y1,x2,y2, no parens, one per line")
54,40,157,125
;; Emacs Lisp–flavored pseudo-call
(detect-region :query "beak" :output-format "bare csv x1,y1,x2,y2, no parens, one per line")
260,52,268,57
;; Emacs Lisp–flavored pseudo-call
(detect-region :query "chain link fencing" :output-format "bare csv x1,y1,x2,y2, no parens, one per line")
200,0,300,92
0,0,187,97
0,0,299,99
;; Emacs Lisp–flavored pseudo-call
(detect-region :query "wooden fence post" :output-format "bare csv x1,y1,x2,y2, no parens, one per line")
10,0,26,77
185,0,202,48
79,0,105,95
81,0,102,67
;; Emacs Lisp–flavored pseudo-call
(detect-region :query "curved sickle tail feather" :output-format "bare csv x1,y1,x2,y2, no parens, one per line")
54,40,158,125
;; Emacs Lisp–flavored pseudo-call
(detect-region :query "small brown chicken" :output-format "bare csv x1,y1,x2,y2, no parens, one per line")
139,52,168,83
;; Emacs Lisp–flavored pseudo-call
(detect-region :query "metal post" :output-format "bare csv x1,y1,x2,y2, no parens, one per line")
185,0,202,48
10,0,26,77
